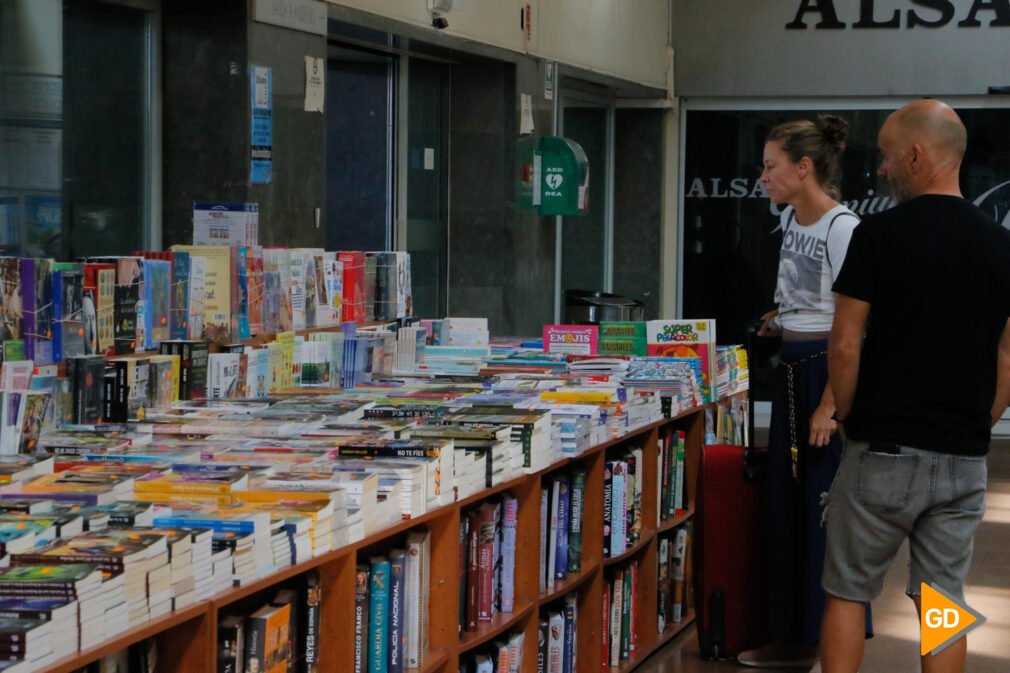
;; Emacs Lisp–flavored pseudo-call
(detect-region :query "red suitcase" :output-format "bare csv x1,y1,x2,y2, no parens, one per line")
694,442,768,659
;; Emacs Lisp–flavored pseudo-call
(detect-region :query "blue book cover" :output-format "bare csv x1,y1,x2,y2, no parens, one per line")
237,246,250,339
368,556,391,673
170,252,190,340
152,516,255,534
51,264,85,363
562,594,577,673
554,476,569,579
143,259,171,350
387,548,406,673
20,258,54,365
500,495,517,613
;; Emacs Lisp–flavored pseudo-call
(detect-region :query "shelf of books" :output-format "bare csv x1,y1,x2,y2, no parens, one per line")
0,265,752,673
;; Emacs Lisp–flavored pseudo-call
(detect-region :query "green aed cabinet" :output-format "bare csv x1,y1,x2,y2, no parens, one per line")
516,136,589,216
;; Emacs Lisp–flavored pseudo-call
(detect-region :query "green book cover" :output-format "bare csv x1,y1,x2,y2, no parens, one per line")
597,336,647,357
599,322,647,339
0,563,97,586
620,568,632,660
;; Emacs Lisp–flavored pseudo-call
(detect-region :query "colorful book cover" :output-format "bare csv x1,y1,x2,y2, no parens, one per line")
646,319,717,402
52,264,85,362
245,602,291,673
568,470,584,573
546,610,563,673
248,246,264,337
338,251,365,323
599,321,647,339
263,270,281,336
19,258,53,365
109,257,142,354
170,251,191,340
404,530,429,668
368,556,390,673
500,494,517,613
237,246,250,339
290,256,306,331
143,259,171,350
542,325,599,356
171,245,235,344
18,392,50,454
554,476,569,580
0,258,21,343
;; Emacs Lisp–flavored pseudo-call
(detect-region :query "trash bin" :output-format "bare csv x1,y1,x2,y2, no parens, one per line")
563,290,645,324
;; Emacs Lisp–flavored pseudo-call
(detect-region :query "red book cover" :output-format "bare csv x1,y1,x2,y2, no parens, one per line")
476,501,496,621
465,509,480,631
83,262,116,356
601,581,610,668
630,560,639,653
338,251,366,323
248,247,264,336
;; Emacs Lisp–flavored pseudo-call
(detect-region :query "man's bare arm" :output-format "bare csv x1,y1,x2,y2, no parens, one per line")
829,295,871,421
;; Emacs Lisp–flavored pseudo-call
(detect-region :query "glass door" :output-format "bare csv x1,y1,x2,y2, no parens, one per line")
556,94,614,320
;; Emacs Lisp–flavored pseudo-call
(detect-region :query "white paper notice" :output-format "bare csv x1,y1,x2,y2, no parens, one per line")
520,93,535,135
304,56,325,113
424,148,435,171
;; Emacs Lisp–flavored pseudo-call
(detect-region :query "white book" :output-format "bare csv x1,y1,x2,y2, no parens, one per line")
507,631,525,673
539,487,549,595
547,610,564,673
187,255,206,340
208,352,242,399
547,481,560,591
474,654,493,673
405,530,430,668
289,254,306,330
632,447,644,538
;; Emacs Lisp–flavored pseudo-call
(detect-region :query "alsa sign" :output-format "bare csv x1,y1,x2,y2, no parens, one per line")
787,0,1010,29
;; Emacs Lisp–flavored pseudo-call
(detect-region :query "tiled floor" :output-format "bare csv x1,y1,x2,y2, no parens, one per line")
638,442,1010,673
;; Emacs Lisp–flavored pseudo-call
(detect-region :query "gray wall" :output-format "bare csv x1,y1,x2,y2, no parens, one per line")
672,0,1010,97
163,0,326,248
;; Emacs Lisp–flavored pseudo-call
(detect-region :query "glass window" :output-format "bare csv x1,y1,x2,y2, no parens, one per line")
1,0,157,259
680,106,1010,345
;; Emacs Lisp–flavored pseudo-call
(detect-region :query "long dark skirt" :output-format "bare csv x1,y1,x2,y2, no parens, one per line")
765,338,873,645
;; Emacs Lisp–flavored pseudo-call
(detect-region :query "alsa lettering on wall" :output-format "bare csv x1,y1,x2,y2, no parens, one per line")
787,0,1010,30
686,177,895,218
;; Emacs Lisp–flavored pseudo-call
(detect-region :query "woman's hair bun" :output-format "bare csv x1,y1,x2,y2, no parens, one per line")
817,114,850,152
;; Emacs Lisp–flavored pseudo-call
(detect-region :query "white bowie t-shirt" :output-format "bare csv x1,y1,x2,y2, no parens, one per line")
774,204,860,332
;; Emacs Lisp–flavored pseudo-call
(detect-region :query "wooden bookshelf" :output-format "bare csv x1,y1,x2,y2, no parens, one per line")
37,400,722,673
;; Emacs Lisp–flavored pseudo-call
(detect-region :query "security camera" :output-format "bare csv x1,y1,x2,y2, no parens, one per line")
432,15,449,29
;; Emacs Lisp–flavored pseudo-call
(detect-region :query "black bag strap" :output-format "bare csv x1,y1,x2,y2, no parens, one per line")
824,211,860,269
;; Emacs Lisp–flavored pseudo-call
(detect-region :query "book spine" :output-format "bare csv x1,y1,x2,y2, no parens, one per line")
217,619,241,673
458,516,467,636
353,566,369,673
672,527,687,624
674,434,686,515
554,477,569,580
630,560,639,653
244,616,267,673
546,611,563,673
404,542,421,667
568,471,584,574
500,495,517,613
601,582,610,667
477,506,495,621
301,570,320,673
547,481,559,590
388,549,405,673
620,567,632,660
368,558,390,673
661,430,672,520
562,595,576,673
465,510,479,631
537,620,548,673
539,487,549,595
611,463,627,558
602,463,613,560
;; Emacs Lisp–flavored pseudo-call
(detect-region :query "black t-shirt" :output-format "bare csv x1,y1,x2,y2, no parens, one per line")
833,194,1010,455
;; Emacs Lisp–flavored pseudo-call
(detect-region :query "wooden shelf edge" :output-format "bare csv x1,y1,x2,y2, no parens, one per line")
656,611,696,649
407,648,450,673
538,560,600,605
458,602,535,653
602,531,655,568
38,601,210,673
657,507,695,534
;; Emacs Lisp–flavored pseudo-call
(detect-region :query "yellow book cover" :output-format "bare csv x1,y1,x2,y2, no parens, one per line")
171,245,235,343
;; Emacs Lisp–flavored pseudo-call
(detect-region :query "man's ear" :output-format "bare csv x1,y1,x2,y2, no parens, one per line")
909,143,924,169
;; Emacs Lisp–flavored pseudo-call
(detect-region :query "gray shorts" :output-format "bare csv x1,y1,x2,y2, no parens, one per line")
822,440,987,602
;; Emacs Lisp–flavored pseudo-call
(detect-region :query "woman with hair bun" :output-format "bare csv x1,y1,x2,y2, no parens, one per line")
739,115,871,672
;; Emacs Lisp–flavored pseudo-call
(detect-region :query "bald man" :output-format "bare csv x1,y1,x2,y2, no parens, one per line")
820,100,1010,673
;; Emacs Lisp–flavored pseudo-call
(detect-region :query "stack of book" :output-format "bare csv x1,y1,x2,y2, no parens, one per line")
464,628,525,673
656,523,693,634
538,594,578,673
603,560,640,666
353,531,430,673
460,496,517,632
715,344,750,399
538,470,586,595
0,563,103,653
603,448,644,560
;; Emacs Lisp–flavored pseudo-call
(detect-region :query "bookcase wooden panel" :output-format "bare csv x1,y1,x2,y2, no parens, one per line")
37,397,739,673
